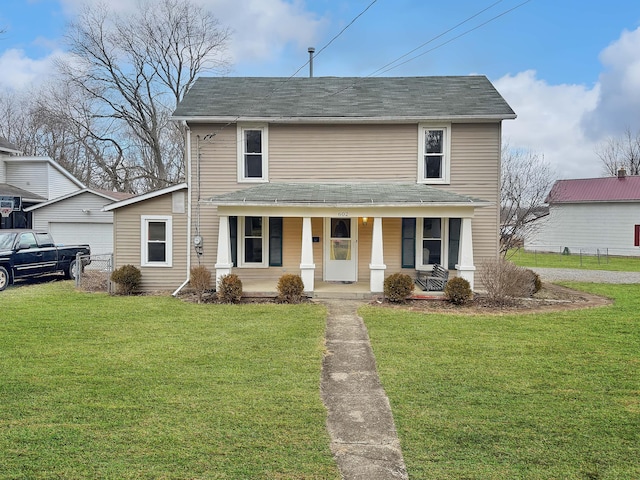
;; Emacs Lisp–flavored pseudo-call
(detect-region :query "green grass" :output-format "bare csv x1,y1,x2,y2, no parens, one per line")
361,283,640,479
509,248,640,271
0,282,339,479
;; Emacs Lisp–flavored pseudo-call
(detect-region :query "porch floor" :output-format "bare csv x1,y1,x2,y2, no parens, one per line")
241,279,445,300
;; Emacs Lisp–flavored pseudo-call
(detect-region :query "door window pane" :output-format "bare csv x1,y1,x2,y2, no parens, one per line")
331,219,350,238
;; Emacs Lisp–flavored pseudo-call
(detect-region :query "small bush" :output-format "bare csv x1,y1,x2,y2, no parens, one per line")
276,274,305,304
384,273,414,303
217,273,243,304
190,265,212,303
526,269,543,294
444,276,473,305
478,257,540,305
110,264,142,295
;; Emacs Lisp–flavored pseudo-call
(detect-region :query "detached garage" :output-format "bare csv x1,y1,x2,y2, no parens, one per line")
25,189,132,255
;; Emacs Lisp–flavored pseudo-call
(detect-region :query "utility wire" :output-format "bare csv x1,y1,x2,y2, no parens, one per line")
375,0,532,76
368,0,505,77
195,0,379,140
323,0,532,98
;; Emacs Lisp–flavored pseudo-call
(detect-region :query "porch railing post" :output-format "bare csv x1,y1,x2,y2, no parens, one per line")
300,217,315,293
455,217,476,290
214,215,233,286
369,217,386,293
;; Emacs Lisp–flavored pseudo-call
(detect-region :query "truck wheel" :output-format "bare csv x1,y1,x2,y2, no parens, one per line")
0,266,9,291
68,260,80,280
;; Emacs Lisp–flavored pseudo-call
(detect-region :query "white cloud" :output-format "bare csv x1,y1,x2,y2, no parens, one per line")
494,70,600,180
0,48,59,90
60,0,326,65
582,26,640,136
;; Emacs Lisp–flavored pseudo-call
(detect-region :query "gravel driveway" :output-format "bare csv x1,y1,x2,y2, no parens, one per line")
532,267,640,284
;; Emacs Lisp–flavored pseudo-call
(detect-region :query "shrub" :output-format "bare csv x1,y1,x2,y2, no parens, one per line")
190,265,212,303
478,257,539,305
217,273,243,304
276,274,305,304
110,264,142,295
525,268,543,294
444,276,473,305
384,273,414,303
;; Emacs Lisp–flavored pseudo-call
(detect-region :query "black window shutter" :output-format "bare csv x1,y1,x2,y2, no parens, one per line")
229,216,237,267
269,217,283,267
401,218,416,268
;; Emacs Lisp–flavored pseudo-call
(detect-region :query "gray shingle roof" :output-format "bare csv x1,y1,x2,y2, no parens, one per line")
207,183,486,207
173,76,515,121
0,183,46,201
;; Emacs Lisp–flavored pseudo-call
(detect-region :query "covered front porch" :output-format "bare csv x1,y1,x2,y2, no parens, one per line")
206,183,488,294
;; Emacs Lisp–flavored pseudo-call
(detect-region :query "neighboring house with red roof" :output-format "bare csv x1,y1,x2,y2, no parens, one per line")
525,169,640,256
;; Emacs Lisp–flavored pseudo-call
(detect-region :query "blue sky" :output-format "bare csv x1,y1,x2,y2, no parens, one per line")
2,0,640,180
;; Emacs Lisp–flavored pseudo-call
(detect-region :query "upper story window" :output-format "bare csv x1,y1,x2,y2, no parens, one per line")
141,215,173,267
238,124,268,182
418,124,450,184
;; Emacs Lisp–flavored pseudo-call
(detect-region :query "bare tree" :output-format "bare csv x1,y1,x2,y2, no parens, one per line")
57,0,231,192
500,144,555,255
596,127,640,176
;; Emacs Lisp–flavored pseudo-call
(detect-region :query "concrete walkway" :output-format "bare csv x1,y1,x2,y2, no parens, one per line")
320,300,408,480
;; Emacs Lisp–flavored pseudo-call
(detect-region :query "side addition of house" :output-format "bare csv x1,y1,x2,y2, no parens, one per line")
107,76,515,294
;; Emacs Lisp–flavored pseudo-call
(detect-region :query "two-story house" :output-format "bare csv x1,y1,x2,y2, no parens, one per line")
1,138,84,229
105,76,515,295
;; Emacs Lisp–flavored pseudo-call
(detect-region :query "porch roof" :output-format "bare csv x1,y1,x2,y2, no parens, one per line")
206,183,488,208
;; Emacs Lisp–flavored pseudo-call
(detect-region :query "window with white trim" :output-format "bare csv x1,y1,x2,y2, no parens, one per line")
419,218,442,266
238,124,268,182
406,217,462,270
418,124,450,184
232,216,283,268
141,215,172,267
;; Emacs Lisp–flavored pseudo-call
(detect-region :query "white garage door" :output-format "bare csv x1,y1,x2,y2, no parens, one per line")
49,223,113,255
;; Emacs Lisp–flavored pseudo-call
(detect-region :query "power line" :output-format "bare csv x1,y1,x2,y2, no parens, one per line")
375,0,532,76
323,0,532,98
368,0,505,77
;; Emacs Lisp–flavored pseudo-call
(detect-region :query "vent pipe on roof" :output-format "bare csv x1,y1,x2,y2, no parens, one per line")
308,47,315,77
618,167,627,179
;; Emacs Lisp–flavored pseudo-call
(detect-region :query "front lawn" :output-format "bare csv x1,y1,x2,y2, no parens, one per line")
362,283,640,479
0,282,339,479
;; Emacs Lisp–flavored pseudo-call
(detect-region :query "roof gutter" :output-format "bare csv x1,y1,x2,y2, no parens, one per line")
170,114,517,124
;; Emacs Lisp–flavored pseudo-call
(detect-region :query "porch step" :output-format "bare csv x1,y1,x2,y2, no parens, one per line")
312,291,375,300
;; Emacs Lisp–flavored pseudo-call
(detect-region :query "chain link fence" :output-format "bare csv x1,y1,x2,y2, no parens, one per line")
75,253,114,293
520,245,640,267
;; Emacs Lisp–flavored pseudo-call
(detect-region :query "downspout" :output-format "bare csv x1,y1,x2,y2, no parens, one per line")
172,121,192,296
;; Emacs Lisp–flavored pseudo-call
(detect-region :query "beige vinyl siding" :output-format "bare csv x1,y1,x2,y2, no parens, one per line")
0,158,6,183
270,124,417,182
113,191,188,292
447,123,501,266
189,122,501,288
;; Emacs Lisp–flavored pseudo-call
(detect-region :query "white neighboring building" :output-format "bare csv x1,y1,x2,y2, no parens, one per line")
25,189,133,255
525,172,640,256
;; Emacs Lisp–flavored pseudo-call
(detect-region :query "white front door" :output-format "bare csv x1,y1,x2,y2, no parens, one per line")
324,217,357,282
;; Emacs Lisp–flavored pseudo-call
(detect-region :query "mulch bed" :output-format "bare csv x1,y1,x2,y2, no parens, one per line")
372,283,612,315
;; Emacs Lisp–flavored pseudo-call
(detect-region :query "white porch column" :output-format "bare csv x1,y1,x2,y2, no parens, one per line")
214,215,233,285
369,217,386,293
455,217,476,290
300,217,315,292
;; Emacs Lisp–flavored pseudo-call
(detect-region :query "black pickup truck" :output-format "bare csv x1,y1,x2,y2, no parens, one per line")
0,230,91,291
